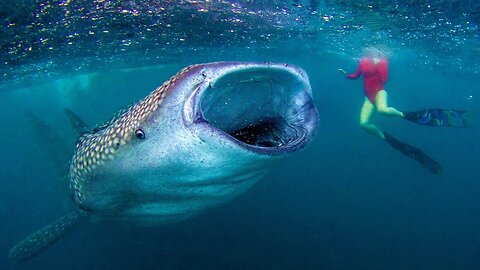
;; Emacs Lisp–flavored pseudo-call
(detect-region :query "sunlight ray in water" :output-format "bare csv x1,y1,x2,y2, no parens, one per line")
1,0,479,89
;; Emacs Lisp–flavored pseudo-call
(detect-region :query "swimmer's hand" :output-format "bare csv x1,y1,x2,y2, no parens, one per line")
337,68,347,75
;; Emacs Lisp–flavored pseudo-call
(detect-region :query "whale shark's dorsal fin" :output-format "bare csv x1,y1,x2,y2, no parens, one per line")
9,209,87,264
64,108,90,135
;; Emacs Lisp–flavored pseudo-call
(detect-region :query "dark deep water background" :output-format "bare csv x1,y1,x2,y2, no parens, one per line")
1,1,480,269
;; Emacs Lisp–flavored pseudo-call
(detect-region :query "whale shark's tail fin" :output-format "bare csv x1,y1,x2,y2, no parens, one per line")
24,112,72,177
9,209,87,264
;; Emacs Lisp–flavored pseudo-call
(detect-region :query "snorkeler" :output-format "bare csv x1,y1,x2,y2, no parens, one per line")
339,56,468,137
338,56,442,173
338,56,403,140
338,52,467,174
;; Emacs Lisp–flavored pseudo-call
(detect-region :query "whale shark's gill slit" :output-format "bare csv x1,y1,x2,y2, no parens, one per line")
199,68,309,149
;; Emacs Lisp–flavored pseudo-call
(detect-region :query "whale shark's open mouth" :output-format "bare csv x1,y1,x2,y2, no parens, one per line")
186,63,318,154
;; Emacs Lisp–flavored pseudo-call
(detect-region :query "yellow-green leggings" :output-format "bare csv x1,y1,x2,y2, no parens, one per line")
360,90,404,139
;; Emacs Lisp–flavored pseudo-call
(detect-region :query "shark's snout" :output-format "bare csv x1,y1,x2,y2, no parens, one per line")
184,62,319,155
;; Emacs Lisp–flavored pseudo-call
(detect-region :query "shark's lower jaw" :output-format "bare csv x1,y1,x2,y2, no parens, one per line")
185,62,318,155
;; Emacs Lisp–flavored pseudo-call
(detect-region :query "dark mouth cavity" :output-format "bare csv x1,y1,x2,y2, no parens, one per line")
229,117,300,147
199,68,311,149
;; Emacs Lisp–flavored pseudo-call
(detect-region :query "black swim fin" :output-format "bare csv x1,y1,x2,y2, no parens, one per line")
383,132,442,175
403,109,469,128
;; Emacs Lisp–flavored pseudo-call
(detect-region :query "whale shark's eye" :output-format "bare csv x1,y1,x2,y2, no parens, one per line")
135,129,145,139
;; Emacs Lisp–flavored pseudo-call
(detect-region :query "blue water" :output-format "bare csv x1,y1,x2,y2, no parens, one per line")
1,1,480,269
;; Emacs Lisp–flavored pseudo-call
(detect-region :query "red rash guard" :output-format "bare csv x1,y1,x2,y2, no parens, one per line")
347,57,388,103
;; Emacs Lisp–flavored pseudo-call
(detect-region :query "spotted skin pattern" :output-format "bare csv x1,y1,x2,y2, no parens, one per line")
8,210,86,263
9,65,200,264
69,65,199,205
9,62,319,264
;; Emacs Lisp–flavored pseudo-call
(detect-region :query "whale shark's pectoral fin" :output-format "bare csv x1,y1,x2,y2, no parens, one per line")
9,209,87,264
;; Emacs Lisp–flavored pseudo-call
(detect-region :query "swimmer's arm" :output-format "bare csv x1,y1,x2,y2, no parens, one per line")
341,65,361,80
345,64,362,80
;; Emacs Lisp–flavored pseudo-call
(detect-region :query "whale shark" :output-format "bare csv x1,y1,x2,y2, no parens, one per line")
9,62,319,263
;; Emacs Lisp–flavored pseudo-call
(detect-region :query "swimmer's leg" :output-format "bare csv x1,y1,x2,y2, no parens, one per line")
360,98,385,139
375,90,404,117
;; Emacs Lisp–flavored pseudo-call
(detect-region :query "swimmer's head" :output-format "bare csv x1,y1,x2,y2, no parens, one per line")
363,47,387,59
